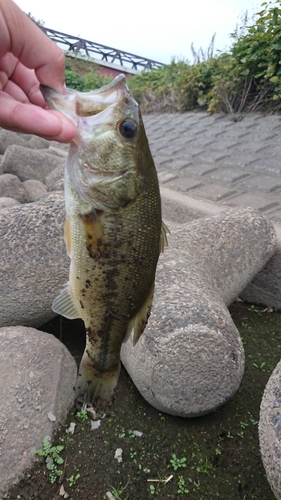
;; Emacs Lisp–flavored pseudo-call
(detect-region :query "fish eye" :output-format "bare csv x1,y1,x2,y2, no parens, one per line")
119,119,137,139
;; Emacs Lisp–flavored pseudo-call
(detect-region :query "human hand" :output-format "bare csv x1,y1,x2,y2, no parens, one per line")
0,0,77,142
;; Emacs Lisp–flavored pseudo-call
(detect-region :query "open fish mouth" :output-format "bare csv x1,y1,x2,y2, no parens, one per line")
40,73,135,122
75,74,129,116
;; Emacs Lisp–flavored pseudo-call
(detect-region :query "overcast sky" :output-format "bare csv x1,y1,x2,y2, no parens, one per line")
15,0,260,64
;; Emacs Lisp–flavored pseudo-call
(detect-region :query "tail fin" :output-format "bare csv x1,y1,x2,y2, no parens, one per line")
74,351,120,416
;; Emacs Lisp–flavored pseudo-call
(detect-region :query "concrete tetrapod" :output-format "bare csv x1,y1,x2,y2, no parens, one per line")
0,192,68,328
0,326,77,497
121,207,277,417
259,360,281,500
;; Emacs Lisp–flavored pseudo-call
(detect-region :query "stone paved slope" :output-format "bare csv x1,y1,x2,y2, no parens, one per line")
143,112,281,225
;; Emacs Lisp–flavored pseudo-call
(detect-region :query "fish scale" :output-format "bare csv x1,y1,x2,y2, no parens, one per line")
41,75,168,415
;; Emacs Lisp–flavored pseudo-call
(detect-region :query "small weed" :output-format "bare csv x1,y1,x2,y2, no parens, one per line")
226,431,234,439
240,421,248,430
170,453,187,470
128,430,136,439
248,304,260,314
251,419,259,426
177,475,189,494
35,438,64,484
108,481,129,500
253,361,266,372
69,473,80,487
196,457,212,475
149,484,156,495
76,410,88,420
215,448,222,456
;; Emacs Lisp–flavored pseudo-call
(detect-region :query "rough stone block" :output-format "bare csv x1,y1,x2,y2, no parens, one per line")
27,136,51,149
189,183,236,202
224,193,279,212
187,164,219,176
208,167,250,184
221,154,260,168
0,173,28,203
259,359,281,500
167,177,203,191
0,326,77,497
252,159,281,175
0,129,29,154
239,174,281,193
121,208,277,417
157,172,178,184
46,164,64,192
2,145,64,183
241,235,281,310
0,193,68,327
22,180,48,202
0,197,21,212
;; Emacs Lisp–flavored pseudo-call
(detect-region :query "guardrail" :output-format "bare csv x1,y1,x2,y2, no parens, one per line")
42,27,165,72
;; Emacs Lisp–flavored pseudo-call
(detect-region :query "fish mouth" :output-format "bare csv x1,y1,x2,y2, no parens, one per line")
40,73,136,123
74,74,131,117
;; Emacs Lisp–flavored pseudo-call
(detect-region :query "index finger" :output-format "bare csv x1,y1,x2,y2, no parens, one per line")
0,0,65,92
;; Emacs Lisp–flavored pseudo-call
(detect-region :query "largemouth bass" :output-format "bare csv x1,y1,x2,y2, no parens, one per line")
41,75,168,414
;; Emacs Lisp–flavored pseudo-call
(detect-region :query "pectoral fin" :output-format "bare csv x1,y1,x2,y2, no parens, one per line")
124,283,155,346
52,283,81,319
79,209,108,259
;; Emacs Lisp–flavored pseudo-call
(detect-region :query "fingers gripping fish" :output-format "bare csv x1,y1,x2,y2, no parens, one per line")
41,75,168,415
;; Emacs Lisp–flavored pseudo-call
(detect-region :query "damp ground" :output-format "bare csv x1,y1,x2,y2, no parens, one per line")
6,301,281,500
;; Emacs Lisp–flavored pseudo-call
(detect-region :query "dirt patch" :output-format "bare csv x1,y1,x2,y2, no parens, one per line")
5,302,280,500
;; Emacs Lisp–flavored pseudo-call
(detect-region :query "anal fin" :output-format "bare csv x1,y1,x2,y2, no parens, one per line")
52,283,81,319
64,216,72,258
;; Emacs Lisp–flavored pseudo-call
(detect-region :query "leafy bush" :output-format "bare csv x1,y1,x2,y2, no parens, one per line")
128,0,281,114
64,58,110,91
209,0,281,113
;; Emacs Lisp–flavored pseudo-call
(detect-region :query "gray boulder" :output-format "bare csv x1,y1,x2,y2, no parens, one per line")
259,359,281,500
2,145,64,183
27,135,52,149
0,193,68,327
0,326,77,497
0,129,29,154
0,197,21,212
121,208,277,417
46,164,64,192
0,173,28,203
22,179,47,202
48,145,68,157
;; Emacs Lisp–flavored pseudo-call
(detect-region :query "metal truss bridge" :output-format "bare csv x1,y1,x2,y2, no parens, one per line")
42,27,165,73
